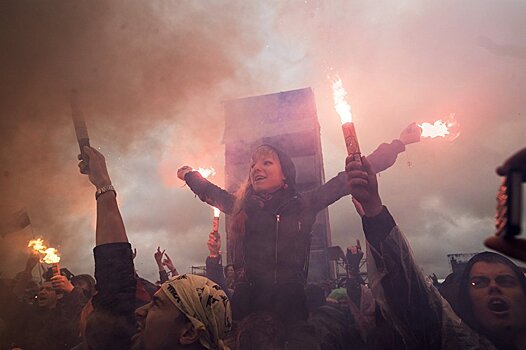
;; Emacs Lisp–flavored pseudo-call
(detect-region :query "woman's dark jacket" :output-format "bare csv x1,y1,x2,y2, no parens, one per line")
185,170,351,286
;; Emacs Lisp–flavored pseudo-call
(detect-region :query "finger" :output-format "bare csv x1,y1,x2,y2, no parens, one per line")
345,159,363,171
77,153,82,160
162,250,165,256
350,178,369,187
361,156,375,175
484,236,526,262
78,161,89,175
165,253,170,260
348,170,368,180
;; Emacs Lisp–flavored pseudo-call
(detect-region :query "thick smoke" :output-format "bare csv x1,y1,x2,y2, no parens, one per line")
1,0,525,281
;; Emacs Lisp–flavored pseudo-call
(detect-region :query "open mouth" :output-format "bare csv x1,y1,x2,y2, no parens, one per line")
487,298,510,313
254,175,266,182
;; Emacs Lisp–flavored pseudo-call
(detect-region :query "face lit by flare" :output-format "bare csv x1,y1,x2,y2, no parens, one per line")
249,147,286,194
37,281,59,309
469,262,526,336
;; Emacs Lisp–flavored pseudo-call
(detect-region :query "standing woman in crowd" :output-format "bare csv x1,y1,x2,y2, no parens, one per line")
178,144,353,323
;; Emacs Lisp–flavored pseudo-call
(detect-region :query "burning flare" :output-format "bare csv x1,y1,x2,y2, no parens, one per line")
330,74,361,158
197,167,216,179
213,207,220,218
331,75,353,124
418,114,460,141
28,238,61,264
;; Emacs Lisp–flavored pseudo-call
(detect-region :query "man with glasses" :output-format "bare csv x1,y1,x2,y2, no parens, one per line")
457,252,526,349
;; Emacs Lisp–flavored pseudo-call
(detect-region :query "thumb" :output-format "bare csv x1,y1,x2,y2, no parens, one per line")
361,156,374,175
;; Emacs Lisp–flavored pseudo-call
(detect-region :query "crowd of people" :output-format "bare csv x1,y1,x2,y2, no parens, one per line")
0,125,525,349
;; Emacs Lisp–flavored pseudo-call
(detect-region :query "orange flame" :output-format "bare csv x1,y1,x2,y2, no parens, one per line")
197,167,216,179
331,75,353,124
418,114,460,141
28,238,61,264
213,207,220,218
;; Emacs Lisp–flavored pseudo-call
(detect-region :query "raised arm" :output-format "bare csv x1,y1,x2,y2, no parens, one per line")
81,147,126,245
178,166,236,214
79,146,136,349
347,156,495,349
366,122,421,174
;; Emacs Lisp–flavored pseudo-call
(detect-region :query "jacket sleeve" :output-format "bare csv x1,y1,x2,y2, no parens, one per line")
366,140,405,174
92,242,136,321
363,207,497,349
185,171,236,215
304,171,351,213
206,255,232,299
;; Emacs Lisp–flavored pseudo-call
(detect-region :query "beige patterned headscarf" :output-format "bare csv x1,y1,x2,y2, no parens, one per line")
160,274,232,350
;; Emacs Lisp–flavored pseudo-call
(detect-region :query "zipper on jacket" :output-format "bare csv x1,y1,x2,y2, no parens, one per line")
273,195,298,285
274,214,280,284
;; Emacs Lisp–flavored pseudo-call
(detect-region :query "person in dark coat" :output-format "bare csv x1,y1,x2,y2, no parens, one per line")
178,144,353,322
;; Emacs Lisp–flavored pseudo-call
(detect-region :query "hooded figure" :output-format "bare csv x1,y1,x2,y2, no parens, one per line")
180,144,352,322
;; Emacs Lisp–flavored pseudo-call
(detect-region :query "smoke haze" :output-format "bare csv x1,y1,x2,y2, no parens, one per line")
1,0,525,281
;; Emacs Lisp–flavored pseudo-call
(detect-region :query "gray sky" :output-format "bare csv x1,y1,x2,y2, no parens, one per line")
1,0,525,282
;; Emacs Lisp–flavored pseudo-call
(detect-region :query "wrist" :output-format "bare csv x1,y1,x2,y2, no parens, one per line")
362,197,383,217
95,184,116,200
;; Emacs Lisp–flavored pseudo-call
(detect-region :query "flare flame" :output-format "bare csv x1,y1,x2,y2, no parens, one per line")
197,167,216,179
419,114,460,141
28,238,61,264
331,75,353,124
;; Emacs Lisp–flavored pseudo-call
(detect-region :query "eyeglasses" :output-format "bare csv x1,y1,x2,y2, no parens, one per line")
470,275,518,289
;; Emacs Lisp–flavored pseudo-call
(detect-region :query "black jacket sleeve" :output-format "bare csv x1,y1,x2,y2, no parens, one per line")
185,171,236,215
304,171,352,213
206,255,232,299
92,242,136,320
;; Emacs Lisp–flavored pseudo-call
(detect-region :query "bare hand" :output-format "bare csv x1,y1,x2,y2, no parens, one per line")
484,236,526,263
177,166,194,181
399,122,422,146
496,147,526,181
162,253,177,273
51,275,74,293
154,247,165,266
207,232,221,256
346,156,383,217
78,146,112,188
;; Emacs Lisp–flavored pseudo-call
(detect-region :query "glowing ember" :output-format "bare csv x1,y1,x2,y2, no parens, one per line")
213,207,220,218
419,114,460,141
28,238,61,264
197,167,216,179
331,75,353,124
